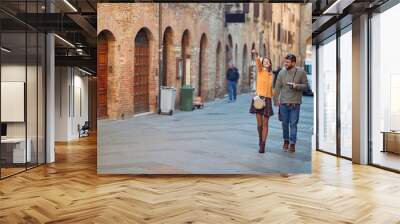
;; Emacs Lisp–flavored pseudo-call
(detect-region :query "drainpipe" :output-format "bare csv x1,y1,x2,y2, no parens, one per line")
158,3,162,113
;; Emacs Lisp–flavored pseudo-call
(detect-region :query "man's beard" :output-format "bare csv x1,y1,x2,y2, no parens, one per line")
286,65,293,70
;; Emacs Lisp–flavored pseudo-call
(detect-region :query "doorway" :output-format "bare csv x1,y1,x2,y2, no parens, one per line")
134,29,151,114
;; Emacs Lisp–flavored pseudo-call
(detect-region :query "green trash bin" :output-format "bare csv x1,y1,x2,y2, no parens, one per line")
180,85,194,111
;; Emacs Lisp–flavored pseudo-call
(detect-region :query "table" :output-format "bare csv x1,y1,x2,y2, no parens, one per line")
381,131,400,154
1,138,31,164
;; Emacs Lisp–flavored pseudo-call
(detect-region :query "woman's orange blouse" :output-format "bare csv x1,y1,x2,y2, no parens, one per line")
255,57,274,98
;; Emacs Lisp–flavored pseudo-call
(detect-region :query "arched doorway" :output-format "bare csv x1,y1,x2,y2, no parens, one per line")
235,43,238,66
263,43,267,57
215,41,222,98
250,42,256,89
181,30,191,86
134,28,151,114
162,27,173,87
198,33,207,98
225,45,230,95
242,44,248,92
97,30,115,119
225,35,233,95
228,34,233,49
226,34,233,67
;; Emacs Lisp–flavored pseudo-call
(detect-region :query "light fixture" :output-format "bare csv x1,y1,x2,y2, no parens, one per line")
63,0,78,12
54,34,75,48
78,67,93,76
1,47,11,53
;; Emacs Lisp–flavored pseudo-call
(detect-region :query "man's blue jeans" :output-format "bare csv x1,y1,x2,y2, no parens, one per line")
228,80,237,101
280,104,300,144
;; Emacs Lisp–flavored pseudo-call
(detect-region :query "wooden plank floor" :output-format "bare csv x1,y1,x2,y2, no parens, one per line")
1,135,400,224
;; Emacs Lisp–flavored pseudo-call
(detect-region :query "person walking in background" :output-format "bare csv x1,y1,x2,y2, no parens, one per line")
273,54,308,153
226,63,240,102
249,49,274,153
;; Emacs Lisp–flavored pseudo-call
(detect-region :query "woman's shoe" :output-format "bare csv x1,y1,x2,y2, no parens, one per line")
259,141,265,153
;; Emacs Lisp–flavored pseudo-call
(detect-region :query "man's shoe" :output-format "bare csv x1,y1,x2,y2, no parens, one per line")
283,140,289,151
289,144,296,152
259,141,265,153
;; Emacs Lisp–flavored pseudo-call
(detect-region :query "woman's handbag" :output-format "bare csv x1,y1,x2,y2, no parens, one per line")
253,95,265,110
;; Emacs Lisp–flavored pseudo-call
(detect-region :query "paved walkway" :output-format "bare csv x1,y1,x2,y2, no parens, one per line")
98,94,313,174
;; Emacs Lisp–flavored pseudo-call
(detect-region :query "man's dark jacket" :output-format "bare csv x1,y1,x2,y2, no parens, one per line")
226,67,239,82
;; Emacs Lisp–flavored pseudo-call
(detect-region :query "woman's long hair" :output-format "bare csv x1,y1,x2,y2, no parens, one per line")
261,57,272,73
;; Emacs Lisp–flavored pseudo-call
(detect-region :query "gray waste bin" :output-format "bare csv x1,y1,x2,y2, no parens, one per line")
159,86,176,115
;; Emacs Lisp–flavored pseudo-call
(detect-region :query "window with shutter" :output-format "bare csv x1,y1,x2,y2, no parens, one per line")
267,4,272,22
263,4,267,21
273,23,275,40
277,23,281,42
243,3,249,13
254,3,260,18
285,31,288,43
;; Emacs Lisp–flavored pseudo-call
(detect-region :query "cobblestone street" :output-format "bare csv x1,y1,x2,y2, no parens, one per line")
98,94,313,174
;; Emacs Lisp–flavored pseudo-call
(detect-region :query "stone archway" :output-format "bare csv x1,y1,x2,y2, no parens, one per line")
162,27,174,87
181,30,191,86
198,33,208,98
133,28,152,114
97,30,116,119
242,44,249,92
250,42,256,89
235,43,238,66
263,43,267,57
215,41,222,98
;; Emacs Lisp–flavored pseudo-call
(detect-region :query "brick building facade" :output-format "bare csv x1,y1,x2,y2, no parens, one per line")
97,3,311,120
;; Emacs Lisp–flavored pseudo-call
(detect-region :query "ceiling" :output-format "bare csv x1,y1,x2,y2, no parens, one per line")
0,0,97,73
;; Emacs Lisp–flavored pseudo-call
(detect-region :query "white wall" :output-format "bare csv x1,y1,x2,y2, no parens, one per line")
55,66,69,141
72,72,89,138
1,65,37,137
55,67,89,141
1,63,46,164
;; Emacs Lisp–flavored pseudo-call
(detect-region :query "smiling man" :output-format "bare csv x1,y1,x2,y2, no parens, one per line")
273,54,308,153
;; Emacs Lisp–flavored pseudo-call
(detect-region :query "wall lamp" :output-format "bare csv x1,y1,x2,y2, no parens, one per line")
323,0,355,15
78,67,94,76
63,0,78,12
54,34,76,48
1,47,11,53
